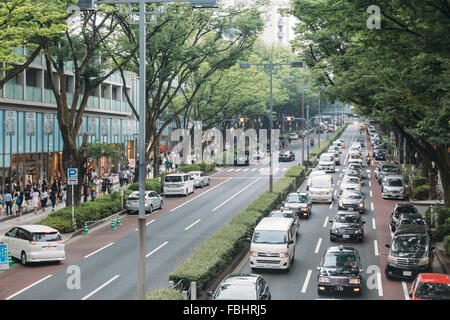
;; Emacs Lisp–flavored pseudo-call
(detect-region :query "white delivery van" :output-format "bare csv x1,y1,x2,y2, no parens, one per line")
249,217,297,272
163,173,194,196
308,175,334,203
318,153,336,173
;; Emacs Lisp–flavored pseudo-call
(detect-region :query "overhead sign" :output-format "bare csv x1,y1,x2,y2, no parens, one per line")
67,168,78,185
0,244,9,270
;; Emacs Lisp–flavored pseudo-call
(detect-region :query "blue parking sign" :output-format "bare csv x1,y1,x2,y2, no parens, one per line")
0,244,9,270
68,168,78,185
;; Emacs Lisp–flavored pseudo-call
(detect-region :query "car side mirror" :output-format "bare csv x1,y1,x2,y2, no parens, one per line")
207,291,214,297
385,244,390,248
329,220,333,223
5,232,9,237
288,240,294,245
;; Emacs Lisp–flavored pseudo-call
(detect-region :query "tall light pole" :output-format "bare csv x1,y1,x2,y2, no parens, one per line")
240,61,303,192
75,0,218,301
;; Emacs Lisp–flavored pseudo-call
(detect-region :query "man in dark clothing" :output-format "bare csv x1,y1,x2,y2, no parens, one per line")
49,190,57,212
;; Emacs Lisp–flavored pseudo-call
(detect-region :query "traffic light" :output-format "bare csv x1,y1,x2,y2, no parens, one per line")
77,0,97,11
190,0,218,8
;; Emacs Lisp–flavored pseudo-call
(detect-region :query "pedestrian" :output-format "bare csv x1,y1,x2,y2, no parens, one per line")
89,179,96,200
4,190,12,216
16,192,24,217
101,176,107,196
24,185,31,212
41,189,48,212
49,189,57,212
32,188,40,214
119,169,124,187
83,182,89,203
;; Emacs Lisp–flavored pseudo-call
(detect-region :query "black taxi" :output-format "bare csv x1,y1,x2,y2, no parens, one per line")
317,245,363,296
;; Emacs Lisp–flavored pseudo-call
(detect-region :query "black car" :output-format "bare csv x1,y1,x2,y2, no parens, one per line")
397,213,427,230
385,225,434,280
390,203,419,232
338,190,365,214
283,192,312,219
278,150,295,162
317,246,363,296
269,208,300,235
233,151,250,166
374,149,387,160
373,143,387,151
329,211,366,242
207,273,271,300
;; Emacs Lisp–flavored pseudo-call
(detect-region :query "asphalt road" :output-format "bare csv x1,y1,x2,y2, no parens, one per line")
0,129,330,300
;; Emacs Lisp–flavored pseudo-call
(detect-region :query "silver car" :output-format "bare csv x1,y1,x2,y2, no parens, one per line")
381,174,406,200
126,190,163,214
188,171,210,188
340,176,361,193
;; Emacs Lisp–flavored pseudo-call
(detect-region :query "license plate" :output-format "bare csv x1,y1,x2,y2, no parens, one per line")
403,271,412,277
343,235,350,239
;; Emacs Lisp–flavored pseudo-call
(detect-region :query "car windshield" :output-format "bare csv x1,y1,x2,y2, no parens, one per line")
165,176,182,182
387,179,403,187
382,166,398,172
311,178,331,188
343,192,362,200
391,235,428,253
32,232,61,242
415,282,450,300
323,253,358,270
320,155,334,162
401,218,426,226
350,155,361,159
252,230,287,244
343,177,359,184
286,194,307,203
214,284,257,300
335,214,360,223
396,205,418,214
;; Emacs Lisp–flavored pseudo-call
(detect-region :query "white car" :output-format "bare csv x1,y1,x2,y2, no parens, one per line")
318,153,336,173
163,173,195,196
308,175,334,203
188,171,210,188
289,133,299,141
126,190,163,214
0,225,65,265
306,170,327,191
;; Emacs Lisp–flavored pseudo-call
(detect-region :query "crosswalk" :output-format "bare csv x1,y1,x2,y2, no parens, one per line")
223,166,289,173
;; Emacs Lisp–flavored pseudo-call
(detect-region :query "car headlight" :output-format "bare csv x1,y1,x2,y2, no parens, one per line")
319,276,330,283
339,202,344,207
301,207,309,212
349,278,360,285
250,251,258,257
359,203,364,207
418,258,430,265
279,252,289,258
332,228,339,233
387,255,397,264
355,187,360,191
354,229,361,234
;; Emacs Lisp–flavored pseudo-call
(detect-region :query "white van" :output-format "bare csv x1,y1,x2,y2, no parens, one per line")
249,217,297,272
318,153,336,172
0,225,65,265
163,173,194,196
308,175,334,203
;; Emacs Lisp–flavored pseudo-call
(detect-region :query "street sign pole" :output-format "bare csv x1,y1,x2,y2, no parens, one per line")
67,168,78,230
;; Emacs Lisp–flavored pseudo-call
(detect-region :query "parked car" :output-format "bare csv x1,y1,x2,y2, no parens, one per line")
278,150,295,162
289,133,299,141
329,211,366,242
398,213,427,229
126,190,163,214
338,190,365,213
0,225,65,265
381,174,406,200
163,173,194,196
374,149,387,161
385,224,433,280
375,161,399,184
317,245,363,296
390,203,419,232
207,273,271,300
409,273,450,300
283,192,312,219
188,171,210,188
269,208,300,235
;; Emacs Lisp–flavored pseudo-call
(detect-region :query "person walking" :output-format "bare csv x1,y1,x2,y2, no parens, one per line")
4,190,13,216
41,189,48,212
16,192,24,217
49,189,57,212
32,188,40,214
24,185,31,213
119,169,124,187
83,182,89,203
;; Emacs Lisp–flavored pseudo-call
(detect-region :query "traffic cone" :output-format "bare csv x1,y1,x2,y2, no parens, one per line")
8,251,13,268
110,218,116,230
116,215,121,226
82,221,89,234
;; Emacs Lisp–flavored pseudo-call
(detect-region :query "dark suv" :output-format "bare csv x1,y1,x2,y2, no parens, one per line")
390,203,419,232
385,225,433,280
317,246,363,296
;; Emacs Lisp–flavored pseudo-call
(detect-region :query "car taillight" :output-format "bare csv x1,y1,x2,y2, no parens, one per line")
29,241,38,245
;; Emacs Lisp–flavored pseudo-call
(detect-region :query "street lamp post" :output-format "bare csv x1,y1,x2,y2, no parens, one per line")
240,61,302,192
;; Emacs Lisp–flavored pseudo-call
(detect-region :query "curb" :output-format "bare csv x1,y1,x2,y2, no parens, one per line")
434,246,450,275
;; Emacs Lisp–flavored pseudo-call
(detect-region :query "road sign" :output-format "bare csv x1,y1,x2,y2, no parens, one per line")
0,244,9,270
67,168,78,185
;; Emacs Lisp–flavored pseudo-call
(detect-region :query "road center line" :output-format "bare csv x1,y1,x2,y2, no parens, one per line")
329,201,333,210
146,219,155,226
323,216,329,228
6,275,53,300
371,202,374,211
377,272,384,297
170,178,232,212
81,275,120,300
184,219,201,231
301,270,313,293
146,241,169,258
84,242,114,258
212,178,261,212
374,240,379,256
372,218,376,230
314,238,322,254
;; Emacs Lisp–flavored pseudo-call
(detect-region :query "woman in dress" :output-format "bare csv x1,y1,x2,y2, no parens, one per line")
32,188,40,214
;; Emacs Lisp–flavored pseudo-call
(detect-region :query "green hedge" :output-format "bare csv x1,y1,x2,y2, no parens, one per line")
412,176,429,188
443,235,450,257
147,288,184,300
413,184,430,200
128,178,162,193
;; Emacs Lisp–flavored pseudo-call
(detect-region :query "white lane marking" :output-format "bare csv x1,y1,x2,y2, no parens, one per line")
243,168,249,172
81,275,120,300
259,168,265,171
146,241,169,258
323,216,329,228
6,275,53,300
235,169,241,172
372,218,376,230
301,270,313,293
184,219,201,231
402,282,410,300
377,272,384,297
170,178,232,212
329,201,333,210
227,169,234,172
368,173,371,179
334,190,337,197
314,238,322,254
371,202,374,211
369,181,372,187
146,219,155,226
374,240,379,256
251,168,257,172
84,242,114,258
370,190,373,198
366,169,371,173
212,178,261,212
